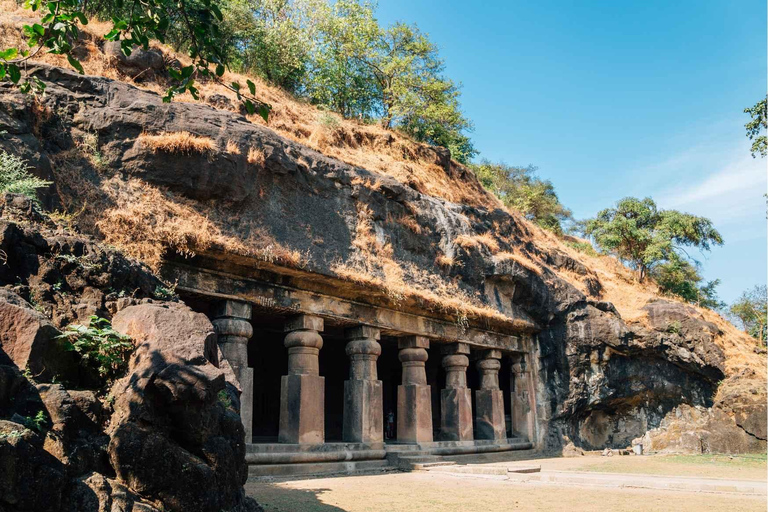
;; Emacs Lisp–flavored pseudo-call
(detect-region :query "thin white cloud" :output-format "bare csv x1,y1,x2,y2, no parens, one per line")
652,145,766,227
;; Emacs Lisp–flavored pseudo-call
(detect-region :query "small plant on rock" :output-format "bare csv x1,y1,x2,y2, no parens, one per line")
57,316,134,382
23,410,48,433
0,151,51,202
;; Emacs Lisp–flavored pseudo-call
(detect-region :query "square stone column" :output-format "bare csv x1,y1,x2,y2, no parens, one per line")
397,336,432,443
343,326,383,443
474,349,506,441
279,315,324,444
511,354,534,441
211,300,253,442
440,343,473,441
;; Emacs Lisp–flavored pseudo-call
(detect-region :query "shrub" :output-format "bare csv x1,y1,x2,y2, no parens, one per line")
57,316,134,382
0,151,51,201
23,410,48,433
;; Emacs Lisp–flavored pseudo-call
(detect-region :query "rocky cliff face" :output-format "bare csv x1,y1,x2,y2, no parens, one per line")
0,195,259,511
0,64,764,459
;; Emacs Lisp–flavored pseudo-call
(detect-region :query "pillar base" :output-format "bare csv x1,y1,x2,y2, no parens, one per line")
241,367,254,443
475,389,506,440
397,384,433,443
440,388,473,441
279,374,325,444
343,379,383,443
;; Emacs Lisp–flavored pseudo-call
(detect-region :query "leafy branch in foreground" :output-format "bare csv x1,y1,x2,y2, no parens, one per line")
57,315,134,382
0,0,271,120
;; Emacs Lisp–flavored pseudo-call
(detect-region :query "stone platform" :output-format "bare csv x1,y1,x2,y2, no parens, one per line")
247,437,533,478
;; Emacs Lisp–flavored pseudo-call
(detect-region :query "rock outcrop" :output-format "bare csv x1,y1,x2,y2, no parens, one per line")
0,197,258,511
0,63,764,458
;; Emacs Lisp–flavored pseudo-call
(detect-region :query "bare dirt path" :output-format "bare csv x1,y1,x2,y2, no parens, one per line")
246,454,767,512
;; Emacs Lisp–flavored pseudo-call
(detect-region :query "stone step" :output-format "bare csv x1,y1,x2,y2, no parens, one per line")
410,461,457,470
248,458,393,479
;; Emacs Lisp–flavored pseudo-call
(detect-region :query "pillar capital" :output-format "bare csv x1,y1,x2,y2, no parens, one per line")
345,325,380,341
398,335,429,350
285,314,324,333
441,342,470,356
211,299,252,320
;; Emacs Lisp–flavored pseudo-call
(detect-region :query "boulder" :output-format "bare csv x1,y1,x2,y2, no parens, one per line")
38,383,110,477
65,472,161,512
108,302,250,512
0,290,76,381
104,41,165,78
0,419,67,512
111,302,217,366
635,404,766,454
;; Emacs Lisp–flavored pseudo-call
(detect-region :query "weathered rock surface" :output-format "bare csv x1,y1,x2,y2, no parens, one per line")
0,419,67,512
109,303,253,512
0,211,258,511
0,64,762,456
0,290,75,381
635,404,766,454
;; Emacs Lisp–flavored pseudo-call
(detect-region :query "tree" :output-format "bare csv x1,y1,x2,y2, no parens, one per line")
650,257,724,309
471,161,572,233
0,0,270,119
583,197,723,282
729,285,767,344
744,97,767,158
304,0,381,119
220,0,324,92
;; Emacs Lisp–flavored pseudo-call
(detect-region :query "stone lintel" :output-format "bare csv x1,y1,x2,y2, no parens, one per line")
441,342,470,355
285,314,324,333
345,325,381,341
212,299,252,319
165,263,530,350
398,335,430,350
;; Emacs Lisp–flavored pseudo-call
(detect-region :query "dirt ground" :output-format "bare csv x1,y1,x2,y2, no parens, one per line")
246,454,767,512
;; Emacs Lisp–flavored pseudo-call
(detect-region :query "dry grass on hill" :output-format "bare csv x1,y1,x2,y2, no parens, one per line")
138,131,216,155
1,2,762,387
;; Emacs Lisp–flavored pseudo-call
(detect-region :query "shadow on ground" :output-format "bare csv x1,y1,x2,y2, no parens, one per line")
247,482,347,512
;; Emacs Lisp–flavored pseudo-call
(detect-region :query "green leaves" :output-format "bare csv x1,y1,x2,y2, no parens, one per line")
584,196,723,284
67,54,84,74
744,97,767,158
0,48,18,61
57,315,134,382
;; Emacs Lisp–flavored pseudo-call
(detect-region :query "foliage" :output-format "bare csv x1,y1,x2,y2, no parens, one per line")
1,0,270,119
220,0,324,92
23,410,48,433
0,150,51,201
651,257,724,309
217,389,232,408
471,161,572,233
583,197,723,282
57,315,134,381
744,97,767,158
729,285,767,344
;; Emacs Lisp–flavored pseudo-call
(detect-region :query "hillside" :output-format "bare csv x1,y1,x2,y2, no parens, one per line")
0,6,764,454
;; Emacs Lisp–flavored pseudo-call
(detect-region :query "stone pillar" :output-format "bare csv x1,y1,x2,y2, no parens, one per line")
342,326,383,443
474,349,506,440
440,343,473,441
279,315,324,444
511,354,534,440
397,336,432,443
211,300,254,443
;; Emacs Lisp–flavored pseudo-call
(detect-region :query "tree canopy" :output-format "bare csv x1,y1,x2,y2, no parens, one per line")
583,197,723,282
471,161,572,234
744,96,767,158
650,257,724,309
729,285,767,344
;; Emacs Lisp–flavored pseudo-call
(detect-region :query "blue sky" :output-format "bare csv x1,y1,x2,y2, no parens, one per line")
376,0,767,304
